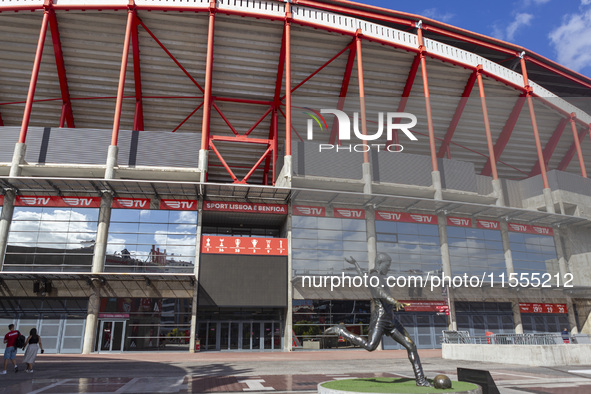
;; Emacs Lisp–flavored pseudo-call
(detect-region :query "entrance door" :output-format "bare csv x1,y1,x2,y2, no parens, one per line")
197,321,281,351
97,320,126,352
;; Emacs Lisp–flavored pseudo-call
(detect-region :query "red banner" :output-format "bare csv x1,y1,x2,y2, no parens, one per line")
375,211,437,224
113,198,151,209
293,205,326,217
333,208,365,219
519,303,567,314
0,195,3,206
203,201,287,214
447,217,472,227
476,219,500,230
508,223,554,236
399,300,448,312
201,235,288,255
14,195,101,208
160,199,198,210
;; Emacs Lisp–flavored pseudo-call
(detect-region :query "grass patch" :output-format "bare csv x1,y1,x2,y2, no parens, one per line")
321,377,478,393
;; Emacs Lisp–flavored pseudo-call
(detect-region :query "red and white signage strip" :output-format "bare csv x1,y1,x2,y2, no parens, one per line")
203,201,287,214
375,211,437,224
447,217,472,227
477,219,500,230
201,235,288,256
519,303,567,314
293,205,326,217
333,207,365,219
112,198,151,209
160,199,198,210
14,195,101,208
508,223,554,236
399,300,448,312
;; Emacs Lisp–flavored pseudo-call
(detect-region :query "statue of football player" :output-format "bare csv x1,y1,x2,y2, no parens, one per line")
324,253,432,387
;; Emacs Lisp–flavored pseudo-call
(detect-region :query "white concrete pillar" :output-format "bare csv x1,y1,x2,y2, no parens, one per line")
82,284,101,354
543,187,555,214
432,171,442,200
500,220,522,333
91,192,113,274
104,145,119,180
437,214,456,330
283,204,293,351
189,200,203,353
492,178,505,207
0,189,16,270
553,228,577,333
198,149,208,183
9,142,27,177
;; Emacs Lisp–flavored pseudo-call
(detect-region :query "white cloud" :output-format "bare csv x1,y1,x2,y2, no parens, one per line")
548,2,591,73
9,210,95,249
420,8,454,23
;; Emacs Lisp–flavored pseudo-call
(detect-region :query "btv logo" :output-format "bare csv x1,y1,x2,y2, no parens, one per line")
306,109,418,142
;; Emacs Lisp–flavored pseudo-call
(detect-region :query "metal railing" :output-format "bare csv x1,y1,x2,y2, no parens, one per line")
442,330,581,345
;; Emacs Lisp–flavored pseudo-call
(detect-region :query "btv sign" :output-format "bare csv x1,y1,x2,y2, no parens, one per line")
305,109,418,152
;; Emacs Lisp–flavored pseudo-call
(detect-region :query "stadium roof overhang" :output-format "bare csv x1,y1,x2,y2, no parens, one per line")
0,0,590,185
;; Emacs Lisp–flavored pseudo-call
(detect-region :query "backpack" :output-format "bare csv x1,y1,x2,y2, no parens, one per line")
15,332,26,348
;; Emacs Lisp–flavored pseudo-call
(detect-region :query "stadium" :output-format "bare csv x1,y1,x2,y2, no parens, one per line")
0,0,590,354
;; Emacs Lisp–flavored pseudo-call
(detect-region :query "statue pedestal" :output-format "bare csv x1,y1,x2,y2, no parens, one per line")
318,378,482,394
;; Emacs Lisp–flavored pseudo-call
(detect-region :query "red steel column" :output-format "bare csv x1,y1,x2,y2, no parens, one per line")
111,9,134,146
200,1,216,152
476,66,498,180
355,32,369,165
521,55,554,212
18,10,50,144
569,113,587,178
285,3,292,157
416,24,438,173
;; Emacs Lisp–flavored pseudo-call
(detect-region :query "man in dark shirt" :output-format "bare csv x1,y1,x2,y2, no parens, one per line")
3,324,19,374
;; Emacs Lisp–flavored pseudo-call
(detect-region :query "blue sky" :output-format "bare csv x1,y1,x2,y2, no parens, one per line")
356,0,591,79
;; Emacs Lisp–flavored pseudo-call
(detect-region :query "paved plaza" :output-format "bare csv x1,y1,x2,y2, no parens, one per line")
1,349,591,393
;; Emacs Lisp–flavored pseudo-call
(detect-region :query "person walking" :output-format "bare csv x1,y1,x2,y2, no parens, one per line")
23,328,44,373
2,324,20,374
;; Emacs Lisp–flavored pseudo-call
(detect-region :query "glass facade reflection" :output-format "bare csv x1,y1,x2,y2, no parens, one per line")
292,216,369,276
509,233,558,274
376,221,441,275
5,207,98,272
448,227,505,277
106,209,197,273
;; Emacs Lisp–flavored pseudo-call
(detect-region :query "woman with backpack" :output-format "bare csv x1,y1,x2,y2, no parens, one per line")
23,328,44,373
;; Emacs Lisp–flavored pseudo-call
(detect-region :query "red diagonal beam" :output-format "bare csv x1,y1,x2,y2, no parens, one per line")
558,122,588,172
568,114,587,178
136,16,204,93
212,101,239,136
240,145,273,184
529,117,568,176
387,53,421,146
481,93,526,176
131,14,144,131
245,106,273,137
329,40,357,144
171,102,203,133
209,141,238,182
48,7,74,128
437,70,477,158
281,42,352,101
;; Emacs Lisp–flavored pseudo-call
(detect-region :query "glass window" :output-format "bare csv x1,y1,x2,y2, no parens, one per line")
509,233,557,275
292,217,368,276
448,227,505,278
377,222,441,275
105,209,197,273
4,207,98,272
